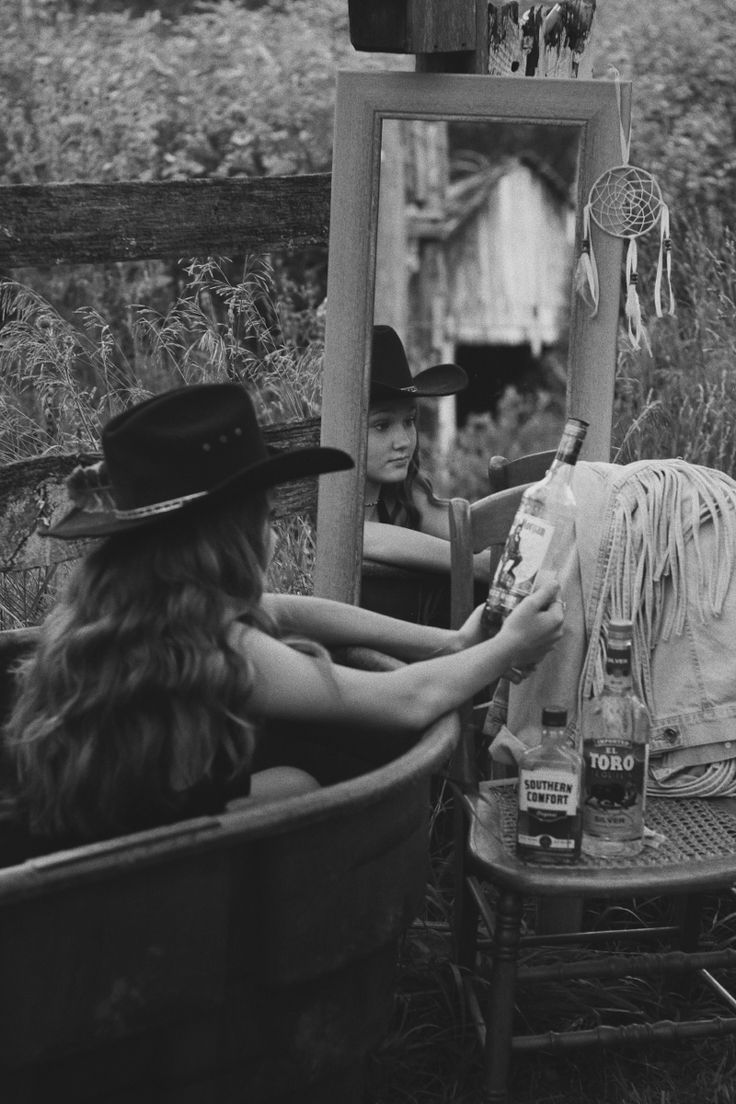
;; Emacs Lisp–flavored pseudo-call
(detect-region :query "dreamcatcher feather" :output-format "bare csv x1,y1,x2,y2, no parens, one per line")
575,73,675,352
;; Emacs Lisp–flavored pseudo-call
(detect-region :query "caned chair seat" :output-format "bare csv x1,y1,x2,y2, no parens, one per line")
470,781,736,896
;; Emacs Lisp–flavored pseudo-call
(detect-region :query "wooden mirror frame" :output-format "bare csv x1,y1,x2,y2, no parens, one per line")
315,71,631,604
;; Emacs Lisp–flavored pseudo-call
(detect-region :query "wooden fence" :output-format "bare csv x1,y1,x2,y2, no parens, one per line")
0,174,333,626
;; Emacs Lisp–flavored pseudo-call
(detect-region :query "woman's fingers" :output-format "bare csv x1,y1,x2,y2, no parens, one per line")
501,587,565,668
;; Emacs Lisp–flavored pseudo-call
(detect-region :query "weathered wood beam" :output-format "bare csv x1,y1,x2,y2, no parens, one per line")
348,0,477,54
0,175,332,268
415,0,489,73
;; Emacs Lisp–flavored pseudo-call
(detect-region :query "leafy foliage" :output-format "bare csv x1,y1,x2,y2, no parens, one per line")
0,0,405,185
594,0,736,231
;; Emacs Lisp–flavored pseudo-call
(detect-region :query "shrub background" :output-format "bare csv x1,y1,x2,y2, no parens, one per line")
1,0,734,487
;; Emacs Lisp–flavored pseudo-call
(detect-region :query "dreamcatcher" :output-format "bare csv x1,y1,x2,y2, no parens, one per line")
575,73,675,352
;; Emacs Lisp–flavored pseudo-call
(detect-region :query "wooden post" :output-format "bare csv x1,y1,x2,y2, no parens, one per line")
348,0,478,58
415,0,489,74
348,2,599,78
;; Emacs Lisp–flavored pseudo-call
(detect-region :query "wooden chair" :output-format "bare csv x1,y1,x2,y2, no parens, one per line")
448,454,736,1104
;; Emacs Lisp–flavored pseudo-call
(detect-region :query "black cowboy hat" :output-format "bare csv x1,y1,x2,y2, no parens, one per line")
370,325,468,398
45,383,353,540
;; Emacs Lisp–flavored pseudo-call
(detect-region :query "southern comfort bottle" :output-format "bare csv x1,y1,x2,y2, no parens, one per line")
516,706,583,864
482,417,588,636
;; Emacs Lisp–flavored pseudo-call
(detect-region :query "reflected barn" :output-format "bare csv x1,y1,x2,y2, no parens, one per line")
376,118,579,447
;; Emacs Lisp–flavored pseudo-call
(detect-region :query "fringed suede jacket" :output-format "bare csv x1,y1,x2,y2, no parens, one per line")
490,459,736,797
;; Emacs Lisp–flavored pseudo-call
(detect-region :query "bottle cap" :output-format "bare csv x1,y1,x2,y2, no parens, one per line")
541,706,567,728
566,417,589,436
607,619,633,644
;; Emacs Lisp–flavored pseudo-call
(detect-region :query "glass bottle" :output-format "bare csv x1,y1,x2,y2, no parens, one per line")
516,706,583,864
482,417,588,636
582,619,650,857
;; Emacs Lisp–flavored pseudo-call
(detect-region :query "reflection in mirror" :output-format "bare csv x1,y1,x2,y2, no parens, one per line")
374,117,580,502
316,73,630,605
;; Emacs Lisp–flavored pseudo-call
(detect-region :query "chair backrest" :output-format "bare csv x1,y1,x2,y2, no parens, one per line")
487,450,556,495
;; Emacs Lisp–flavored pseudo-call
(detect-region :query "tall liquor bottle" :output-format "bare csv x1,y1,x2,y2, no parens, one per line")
516,706,582,864
582,620,650,857
482,417,588,636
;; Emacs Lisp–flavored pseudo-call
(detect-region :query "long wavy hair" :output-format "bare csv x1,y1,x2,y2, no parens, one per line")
5,491,273,843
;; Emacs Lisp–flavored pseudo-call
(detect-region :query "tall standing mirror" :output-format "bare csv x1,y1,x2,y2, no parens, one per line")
315,72,631,604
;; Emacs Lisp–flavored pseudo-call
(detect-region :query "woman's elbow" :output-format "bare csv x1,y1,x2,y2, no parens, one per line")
393,679,450,731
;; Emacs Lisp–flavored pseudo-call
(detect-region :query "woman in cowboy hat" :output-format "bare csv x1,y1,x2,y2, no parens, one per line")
362,326,490,624
3,382,562,851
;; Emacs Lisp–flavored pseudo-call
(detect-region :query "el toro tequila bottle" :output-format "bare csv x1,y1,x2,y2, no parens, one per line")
516,707,583,863
582,620,650,857
482,417,588,636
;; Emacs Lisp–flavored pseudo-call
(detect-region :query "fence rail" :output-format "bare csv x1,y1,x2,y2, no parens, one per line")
0,174,332,267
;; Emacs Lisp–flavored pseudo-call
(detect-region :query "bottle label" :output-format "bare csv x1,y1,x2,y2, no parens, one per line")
486,509,555,616
517,768,580,852
519,768,580,817
583,740,645,841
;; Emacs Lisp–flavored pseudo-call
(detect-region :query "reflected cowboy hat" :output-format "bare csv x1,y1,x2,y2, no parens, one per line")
45,383,353,540
370,325,468,398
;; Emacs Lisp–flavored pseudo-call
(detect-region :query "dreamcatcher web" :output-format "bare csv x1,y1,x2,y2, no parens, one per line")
588,165,663,237
575,75,675,353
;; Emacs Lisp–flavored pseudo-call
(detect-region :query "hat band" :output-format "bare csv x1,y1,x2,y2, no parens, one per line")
113,488,209,520
401,385,418,393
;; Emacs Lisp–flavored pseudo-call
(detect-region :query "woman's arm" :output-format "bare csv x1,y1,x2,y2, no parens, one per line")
363,520,490,583
242,583,563,732
262,592,462,660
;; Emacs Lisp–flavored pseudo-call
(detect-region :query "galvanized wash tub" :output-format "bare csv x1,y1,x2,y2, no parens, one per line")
0,640,458,1104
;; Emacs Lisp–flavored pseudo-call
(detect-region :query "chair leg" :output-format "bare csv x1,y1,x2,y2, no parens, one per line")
672,893,705,1002
484,888,523,1104
678,893,704,953
453,805,480,971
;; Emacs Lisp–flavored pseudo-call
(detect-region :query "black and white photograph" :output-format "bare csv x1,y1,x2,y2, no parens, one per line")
1,3,735,1102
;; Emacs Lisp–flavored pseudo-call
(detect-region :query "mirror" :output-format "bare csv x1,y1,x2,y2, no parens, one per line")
315,72,631,604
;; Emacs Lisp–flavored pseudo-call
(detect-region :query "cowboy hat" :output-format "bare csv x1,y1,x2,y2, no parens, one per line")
45,383,353,540
370,325,468,398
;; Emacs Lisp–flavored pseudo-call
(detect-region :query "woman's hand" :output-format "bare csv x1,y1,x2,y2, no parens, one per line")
499,581,565,676
455,604,489,650
454,580,564,671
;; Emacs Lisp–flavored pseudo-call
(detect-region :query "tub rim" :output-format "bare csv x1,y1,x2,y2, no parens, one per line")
0,708,459,902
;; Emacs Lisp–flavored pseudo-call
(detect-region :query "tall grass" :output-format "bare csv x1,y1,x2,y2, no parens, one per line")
0,258,323,624
0,255,324,461
612,223,736,470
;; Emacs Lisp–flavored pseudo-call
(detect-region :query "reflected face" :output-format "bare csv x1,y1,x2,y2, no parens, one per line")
366,398,418,486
